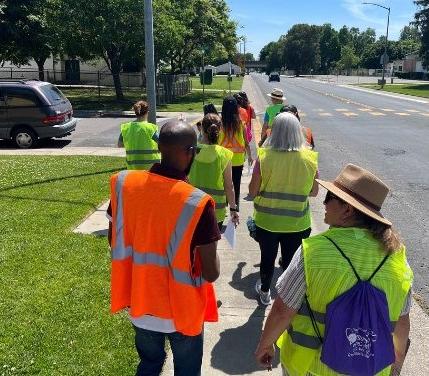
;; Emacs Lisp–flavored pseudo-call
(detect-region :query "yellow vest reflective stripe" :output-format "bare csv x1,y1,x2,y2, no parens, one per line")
188,144,233,222
254,148,318,232
266,104,284,127
218,126,246,166
278,227,413,376
121,121,160,170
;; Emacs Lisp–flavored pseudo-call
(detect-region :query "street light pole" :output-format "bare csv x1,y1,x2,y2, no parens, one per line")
243,36,246,74
144,0,157,124
362,2,390,87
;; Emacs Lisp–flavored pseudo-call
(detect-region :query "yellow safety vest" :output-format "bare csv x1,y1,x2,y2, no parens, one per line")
188,144,233,222
121,121,160,170
254,148,318,232
218,125,246,166
277,227,413,376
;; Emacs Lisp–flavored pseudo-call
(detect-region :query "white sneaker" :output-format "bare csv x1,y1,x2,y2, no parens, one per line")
255,279,271,305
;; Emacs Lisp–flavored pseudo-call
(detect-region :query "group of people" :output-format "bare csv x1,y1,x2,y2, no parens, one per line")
107,89,413,376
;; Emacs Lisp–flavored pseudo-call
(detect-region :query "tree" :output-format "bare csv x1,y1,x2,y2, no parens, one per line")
50,0,146,100
259,41,282,73
337,45,359,74
282,24,321,75
338,26,351,47
414,0,429,67
319,24,340,73
156,0,237,73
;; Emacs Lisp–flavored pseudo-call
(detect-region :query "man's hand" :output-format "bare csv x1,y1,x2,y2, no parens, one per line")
255,342,275,370
230,211,239,226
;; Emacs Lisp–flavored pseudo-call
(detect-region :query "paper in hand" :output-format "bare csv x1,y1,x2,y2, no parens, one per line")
223,218,236,250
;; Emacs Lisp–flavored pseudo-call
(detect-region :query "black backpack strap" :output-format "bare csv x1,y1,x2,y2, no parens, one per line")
305,295,323,345
324,236,361,282
368,253,390,282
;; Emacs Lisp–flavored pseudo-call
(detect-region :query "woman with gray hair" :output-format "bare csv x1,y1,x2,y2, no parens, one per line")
249,112,319,305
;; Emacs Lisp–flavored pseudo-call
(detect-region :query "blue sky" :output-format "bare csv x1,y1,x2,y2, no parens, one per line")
226,0,418,58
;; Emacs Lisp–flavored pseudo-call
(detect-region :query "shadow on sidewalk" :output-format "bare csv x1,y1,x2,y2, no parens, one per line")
229,261,283,301
210,306,280,374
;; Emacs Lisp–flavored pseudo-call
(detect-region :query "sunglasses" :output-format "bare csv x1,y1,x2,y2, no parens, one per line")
323,191,342,205
186,145,201,155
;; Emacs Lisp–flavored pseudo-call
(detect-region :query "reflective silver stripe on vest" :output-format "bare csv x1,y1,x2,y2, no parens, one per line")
260,190,307,202
289,325,321,350
254,202,309,217
127,159,160,165
196,186,225,196
173,269,205,287
298,302,325,324
112,170,132,260
166,188,207,263
133,252,169,267
126,149,159,155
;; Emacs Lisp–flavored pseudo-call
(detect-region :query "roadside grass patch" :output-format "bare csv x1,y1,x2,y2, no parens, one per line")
157,91,227,112
191,75,243,91
358,84,429,99
0,156,140,375
60,86,236,113
59,87,144,111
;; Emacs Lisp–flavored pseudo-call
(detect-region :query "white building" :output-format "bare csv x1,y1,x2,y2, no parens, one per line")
215,62,241,75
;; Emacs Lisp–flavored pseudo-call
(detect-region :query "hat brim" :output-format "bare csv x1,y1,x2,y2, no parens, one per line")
267,93,286,101
316,179,392,226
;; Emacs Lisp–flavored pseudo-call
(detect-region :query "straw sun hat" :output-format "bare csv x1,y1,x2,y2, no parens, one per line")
316,164,392,226
267,88,286,101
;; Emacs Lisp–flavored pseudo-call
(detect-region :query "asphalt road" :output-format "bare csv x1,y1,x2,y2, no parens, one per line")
251,73,429,306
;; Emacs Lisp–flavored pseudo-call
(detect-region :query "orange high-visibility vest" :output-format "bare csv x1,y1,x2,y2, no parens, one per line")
110,170,218,336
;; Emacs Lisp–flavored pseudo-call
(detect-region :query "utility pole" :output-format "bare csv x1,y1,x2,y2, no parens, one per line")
144,0,157,124
362,2,390,87
243,36,246,75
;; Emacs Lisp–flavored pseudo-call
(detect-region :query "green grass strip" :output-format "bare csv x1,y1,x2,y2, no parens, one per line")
0,156,139,375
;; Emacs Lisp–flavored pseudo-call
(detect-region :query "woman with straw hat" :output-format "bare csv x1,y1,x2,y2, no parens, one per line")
255,163,413,376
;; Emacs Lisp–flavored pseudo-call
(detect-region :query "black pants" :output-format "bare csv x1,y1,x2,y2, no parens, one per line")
256,226,312,292
231,165,243,210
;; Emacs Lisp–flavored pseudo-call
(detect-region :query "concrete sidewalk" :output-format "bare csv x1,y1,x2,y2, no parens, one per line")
73,170,429,375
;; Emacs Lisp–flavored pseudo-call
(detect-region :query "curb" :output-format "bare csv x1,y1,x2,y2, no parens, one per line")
73,110,204,119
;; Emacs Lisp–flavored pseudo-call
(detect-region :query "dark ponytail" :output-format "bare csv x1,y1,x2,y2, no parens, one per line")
202,113,222,145
354,211,403,253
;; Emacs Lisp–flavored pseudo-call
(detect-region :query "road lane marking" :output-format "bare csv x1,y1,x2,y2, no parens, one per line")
343,112,358,117
395,113,410,116
300,112,307,117
419,113,429,117
335,109,350,112
369,112,386,116
318,113,333,117
406,109,419,113
358,108,372,112
381,109,395,112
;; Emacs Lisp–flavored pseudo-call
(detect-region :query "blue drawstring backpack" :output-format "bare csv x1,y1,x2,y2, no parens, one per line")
308,236,395,376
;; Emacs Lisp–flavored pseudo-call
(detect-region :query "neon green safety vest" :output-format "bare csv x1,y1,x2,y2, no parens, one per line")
188,144,233,222
253,148,318,232
266,103,284,127
121,121,160,170
218,125,246,166
277,227,413,376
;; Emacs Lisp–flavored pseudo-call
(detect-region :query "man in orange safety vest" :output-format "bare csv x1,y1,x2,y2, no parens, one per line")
108,120,221,376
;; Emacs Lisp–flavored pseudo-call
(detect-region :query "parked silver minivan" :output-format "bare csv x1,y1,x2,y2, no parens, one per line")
0,80,77,148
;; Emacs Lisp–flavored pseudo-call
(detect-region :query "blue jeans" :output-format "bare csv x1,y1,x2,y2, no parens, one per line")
133,325,203,376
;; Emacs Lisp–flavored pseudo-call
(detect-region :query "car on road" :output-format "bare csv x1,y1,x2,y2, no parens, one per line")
268,72,280,82
0,80,77,148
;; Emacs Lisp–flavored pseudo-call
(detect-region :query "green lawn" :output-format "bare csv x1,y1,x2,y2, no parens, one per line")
60,86,233,112
0,156,141,375
60,87,144,112
358,84,429,99
191,75,243,91
157,91,226,112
